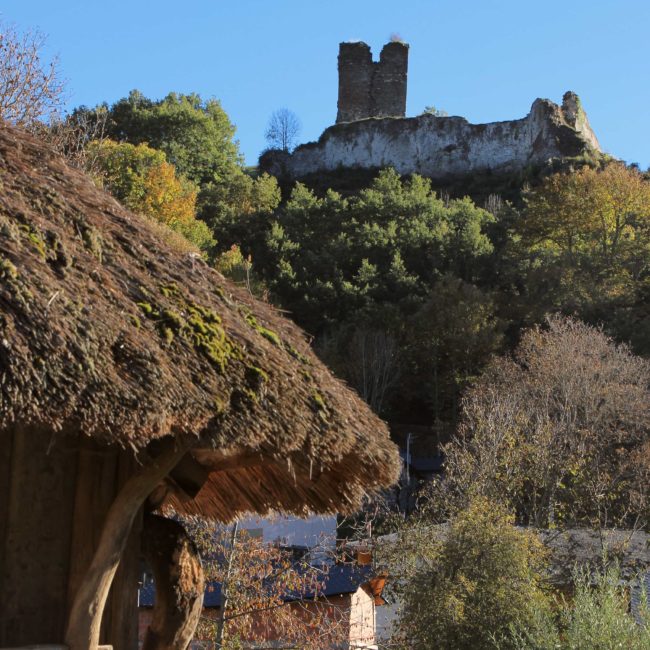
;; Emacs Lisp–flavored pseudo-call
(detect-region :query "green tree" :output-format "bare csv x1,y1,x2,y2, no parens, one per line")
509,564,650,650
256,170,494,335
90,90,242,186
88,139,214,251
561,565,650,650
385,497,556,650
224,169,496,422
72,91,260,236
200,171,281,249
403,275,504,427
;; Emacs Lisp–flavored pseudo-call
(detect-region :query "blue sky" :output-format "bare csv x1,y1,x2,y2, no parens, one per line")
3,0,649,167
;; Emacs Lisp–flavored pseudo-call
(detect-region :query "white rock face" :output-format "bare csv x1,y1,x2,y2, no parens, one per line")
269,93,600,181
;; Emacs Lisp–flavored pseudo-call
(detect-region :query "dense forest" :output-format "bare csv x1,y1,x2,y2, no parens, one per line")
65,92,650,453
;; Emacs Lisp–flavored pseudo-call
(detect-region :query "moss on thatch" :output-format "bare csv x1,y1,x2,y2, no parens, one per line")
0,123,400,519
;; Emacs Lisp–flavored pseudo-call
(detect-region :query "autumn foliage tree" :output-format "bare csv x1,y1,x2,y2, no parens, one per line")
79,91,242,187
213,244,268,299
87,139,214,251
186,522,348,650
513,163,650,353
521,163,650,260
72,91,283,239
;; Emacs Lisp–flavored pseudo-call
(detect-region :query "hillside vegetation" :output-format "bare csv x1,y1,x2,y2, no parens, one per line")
58,92,650,447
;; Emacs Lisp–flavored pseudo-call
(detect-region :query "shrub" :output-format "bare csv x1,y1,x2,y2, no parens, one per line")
508,564,650,650
391,497,556,650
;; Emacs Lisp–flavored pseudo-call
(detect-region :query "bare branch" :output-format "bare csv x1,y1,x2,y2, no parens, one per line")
264,108,301,152
0,20,66,128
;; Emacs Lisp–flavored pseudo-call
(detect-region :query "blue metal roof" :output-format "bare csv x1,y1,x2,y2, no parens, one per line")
139,563,373,608
399,451,444,473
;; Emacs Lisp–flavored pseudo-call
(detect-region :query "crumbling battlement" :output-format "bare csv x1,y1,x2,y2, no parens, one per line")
337,41,409,123
263,92,602,182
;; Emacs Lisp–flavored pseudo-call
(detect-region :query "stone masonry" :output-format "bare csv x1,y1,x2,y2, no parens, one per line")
264,92,601,182
261,42,601,183
337,41,409,123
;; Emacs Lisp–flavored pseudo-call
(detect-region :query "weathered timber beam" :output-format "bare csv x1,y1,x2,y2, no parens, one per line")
64,438,190,650
191,449,268,472
168,453,211,498
141,514,205,650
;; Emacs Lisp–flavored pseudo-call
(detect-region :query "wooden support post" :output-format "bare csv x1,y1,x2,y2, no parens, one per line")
141,514,205,650
64,440,189,650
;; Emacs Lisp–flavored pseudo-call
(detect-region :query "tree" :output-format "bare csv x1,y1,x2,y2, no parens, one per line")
223,169,495,424
186,520,348,650
47,106,109,172
439,315,650,529
403,275,504,428
514,163,650,355
256,170,494,336
560,565,650,650
0,20,66,127
382,497,556,650
509,564,650,649
520,163,650,260
214,244,268,299
344,327,401,415
73,91,244,191
73,91,285,240
200,171,281,248
264,108,301,152
318,325,402,416
88,139,214,251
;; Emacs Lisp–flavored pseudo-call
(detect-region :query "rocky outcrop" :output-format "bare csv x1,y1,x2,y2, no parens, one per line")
262,92,601,182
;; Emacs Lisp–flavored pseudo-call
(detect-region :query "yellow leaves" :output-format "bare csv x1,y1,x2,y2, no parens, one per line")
139,161,198,227
215,244,251,277
521,162,650,258
86,139,214,250
89,139,198,226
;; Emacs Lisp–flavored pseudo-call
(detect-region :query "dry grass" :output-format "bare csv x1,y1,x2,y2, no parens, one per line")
0,122,400,519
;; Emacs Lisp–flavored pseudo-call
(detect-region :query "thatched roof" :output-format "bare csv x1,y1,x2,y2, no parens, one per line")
0,123,400,519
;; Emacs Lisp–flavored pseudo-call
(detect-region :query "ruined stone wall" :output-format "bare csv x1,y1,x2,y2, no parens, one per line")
270,92,601,182
336,41,408,123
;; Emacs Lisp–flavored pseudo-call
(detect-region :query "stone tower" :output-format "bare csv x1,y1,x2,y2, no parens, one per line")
336,41,409,123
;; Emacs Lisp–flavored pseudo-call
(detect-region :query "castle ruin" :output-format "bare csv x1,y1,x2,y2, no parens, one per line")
261,41,602,184
337,41,409,123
